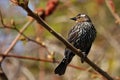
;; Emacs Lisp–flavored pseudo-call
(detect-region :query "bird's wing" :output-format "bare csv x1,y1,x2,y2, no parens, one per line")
68,30,78,43
67,25,82,43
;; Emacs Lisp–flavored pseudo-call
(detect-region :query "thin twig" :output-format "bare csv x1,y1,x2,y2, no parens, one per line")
0,19,34,62
0,16,34,80
99,26,120,54
18,4,113,80
0,15,51,57
105,0,120,24
0,53,98,75
0,0,58,79
0,25,51,55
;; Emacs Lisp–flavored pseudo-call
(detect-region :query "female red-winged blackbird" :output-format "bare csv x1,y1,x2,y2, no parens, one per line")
54,13,96,75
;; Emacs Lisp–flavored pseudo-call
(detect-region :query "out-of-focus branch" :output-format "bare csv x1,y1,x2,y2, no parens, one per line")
0,15,54,61
0,0,59,79
2,53,120,80
0,0,59,59
99,26,120,54
0,25,51,55
0,17,33,80
105,0,120,24
0,18,34,62
11,0,114,80
0,53,98,75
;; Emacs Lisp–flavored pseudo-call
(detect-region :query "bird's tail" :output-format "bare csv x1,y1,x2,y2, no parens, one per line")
55,49,75,75
54,58,68,75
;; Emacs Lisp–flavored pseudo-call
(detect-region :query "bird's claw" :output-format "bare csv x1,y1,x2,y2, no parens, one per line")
81,52,87,63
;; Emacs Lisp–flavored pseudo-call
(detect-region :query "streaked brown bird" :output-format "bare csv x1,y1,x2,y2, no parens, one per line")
54,13,96,75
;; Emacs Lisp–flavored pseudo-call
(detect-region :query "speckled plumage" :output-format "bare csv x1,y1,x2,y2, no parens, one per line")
54,14,96,75
68,22,96,53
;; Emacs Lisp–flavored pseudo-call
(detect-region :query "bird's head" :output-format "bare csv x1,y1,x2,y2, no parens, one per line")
70,13,91,23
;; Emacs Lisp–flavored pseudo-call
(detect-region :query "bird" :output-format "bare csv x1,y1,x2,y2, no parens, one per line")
54,13,96,75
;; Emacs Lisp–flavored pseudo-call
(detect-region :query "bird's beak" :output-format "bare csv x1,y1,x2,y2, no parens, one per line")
70,17,76,21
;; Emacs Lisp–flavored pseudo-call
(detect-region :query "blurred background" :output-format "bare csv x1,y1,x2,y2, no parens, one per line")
0,0,120,80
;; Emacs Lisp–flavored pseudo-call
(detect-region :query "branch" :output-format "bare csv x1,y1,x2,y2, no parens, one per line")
0,0,59,79
0,53,98,75
99,26,120,54
0,25,51,55
13,1,113,80
105,0,120,24
0,19,34,62
0,11,34,80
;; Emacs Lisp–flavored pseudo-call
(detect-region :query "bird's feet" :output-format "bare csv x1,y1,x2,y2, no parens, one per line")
81,52,87,63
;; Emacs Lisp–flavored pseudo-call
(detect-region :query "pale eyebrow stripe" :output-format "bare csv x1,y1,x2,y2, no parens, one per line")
81,14,85,17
